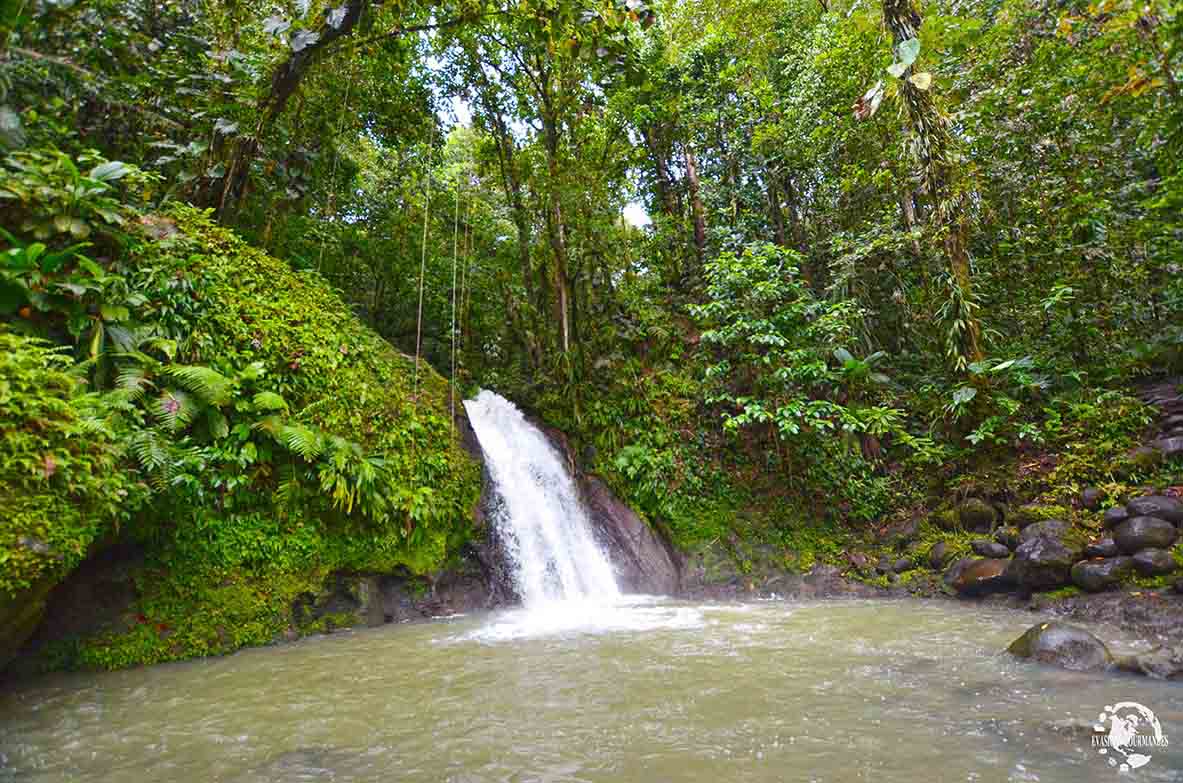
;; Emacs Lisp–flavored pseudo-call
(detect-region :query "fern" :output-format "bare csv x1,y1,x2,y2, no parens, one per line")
115,365,154,403
277,424,325,461
153,388,197,432
163,365,233,406
252,390,288,412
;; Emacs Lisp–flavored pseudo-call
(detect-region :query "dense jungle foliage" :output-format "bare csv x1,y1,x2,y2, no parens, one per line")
1,0,1180,667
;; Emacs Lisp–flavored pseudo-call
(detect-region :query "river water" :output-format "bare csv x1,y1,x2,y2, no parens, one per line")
3,597,1182,782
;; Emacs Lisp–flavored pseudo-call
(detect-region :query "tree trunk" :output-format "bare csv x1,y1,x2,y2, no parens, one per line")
684,144,707,268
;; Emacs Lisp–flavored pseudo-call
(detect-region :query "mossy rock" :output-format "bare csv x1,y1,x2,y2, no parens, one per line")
1009,504,1070,529
957,498,997,531
14,209,482,673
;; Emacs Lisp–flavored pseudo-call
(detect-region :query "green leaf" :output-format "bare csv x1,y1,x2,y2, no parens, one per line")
897,38,920,67
886,61,908,79
833,347,855,364
252,391,288,412
100,304,130,322
952,386,977,405
908,72,933,90
89,161,131,182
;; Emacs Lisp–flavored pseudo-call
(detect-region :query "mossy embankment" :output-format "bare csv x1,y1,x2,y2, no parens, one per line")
2,208,481,673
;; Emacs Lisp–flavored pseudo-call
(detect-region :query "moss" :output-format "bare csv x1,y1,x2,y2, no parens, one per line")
22,209,481,673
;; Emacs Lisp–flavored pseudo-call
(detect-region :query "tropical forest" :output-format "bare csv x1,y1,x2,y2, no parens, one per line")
1,0,1182,779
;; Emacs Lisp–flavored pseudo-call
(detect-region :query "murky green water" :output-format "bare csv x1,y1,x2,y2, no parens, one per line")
2,598,1182,782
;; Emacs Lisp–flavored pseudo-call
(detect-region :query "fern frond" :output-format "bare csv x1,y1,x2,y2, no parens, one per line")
164,365,233,406
153,388,198,432
277,424,325,461
115,365,154,403
252,390,288,412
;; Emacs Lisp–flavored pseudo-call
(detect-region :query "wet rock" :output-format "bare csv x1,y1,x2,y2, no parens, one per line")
928,541,952,570
1155,437,1183,459
1113,516,1177,555
1080,487,1102,510
1019,519,1068,544
1175,578,1183,595
1102,506,1129,529
949,558,1013,596
971,540,1011,559
1084,538,1119,558
958,498,998,532
1126,495,1183,525
1163,413,1183,429
893,557,914,574
581,475,683,594
1132,548,1178,576
876,555,893,575
1007,622,1113,672
1120,645,1183,680
1070,557,1133,592
994,526,1020,551
1005,536,1075,590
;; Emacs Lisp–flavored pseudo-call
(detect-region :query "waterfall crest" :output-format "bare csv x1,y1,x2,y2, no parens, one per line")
463,390,620,605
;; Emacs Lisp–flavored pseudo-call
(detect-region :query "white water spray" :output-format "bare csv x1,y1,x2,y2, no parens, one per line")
463,390,620,605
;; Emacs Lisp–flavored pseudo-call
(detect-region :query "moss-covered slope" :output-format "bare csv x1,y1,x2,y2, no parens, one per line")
3,207,481,672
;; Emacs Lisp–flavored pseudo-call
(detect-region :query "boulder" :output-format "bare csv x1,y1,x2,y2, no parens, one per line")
994,526,1020,551
948,558,1012,596
1132,548,1177,576
1084,538,1119,558
893,557,915,574
1007,622,1113,672
1113,516,1177,555
1080,487,1102,510
1102,506,1129,529
1005,536,1075,590
958,498,998,532
928,541,952,570
876,555,894,575
1121,645,1183,680
1070,557,1134,592
1019,519,1068,544
1126,495,1183,525
1155,437,1183,459
971,540,1012,559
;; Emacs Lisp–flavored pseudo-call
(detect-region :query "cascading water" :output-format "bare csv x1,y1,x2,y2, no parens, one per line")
463,389,621,605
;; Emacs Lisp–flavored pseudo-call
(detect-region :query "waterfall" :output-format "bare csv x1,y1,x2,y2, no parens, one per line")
463,390,621,605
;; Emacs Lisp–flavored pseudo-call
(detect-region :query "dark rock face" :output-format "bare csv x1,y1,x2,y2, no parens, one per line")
994,527,1020,551
1113,516,1177,555
1084,538,1119,559
1006,536,1075,591
1007,622,1113,672
958,498,997,532
1070,557,1133,592
971,540,1011,559
1126,495,1183,525
949,558,1012,596
1132,548,1178,576
1102,506,1129,529
581,475,682,594
1020,519,1068,544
